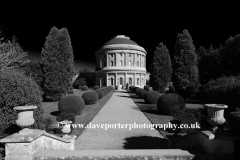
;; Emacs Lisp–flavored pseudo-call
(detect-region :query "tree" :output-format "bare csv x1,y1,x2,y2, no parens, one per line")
41,27,74,101
172,29,199,100
0,33,29,72
149,42,172,92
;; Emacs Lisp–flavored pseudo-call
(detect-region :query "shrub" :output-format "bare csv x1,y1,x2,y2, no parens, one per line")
133,87,139,93
0,70,43,136
56,112,75,123
95,89,105,99
139,89,148,98
106,86,114,92
144,85,150,91
143,91,161,104
82,91,98,105
135,88,142,95
101,88,108,95
157,93,185,115
82,85,88,91
58,94,84,115
94,85,100,90
227,109,240,135
73,80,80,89
199,76,240,112
129,86,135,91
78,85,83,90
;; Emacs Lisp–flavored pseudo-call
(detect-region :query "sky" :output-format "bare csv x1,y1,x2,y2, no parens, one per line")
1,3,239,72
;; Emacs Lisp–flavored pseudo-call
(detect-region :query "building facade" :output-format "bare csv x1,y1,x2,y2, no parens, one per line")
95,35,147,88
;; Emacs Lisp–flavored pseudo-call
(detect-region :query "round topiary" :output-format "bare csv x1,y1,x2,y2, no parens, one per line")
135,88,142,95
0,70,44,132
129,86,135,91
101,88,108,95
73,80,80,89
56,112,75,123
144,85,150,91
157,93,185,116
168,86,175,93
144,91,161,104
133,87,139,93
94,89,105,99
139,89,148,98
82,91,98,105
94,85,100,90
58,94,85,115
78,85,83,90
82,85,88,91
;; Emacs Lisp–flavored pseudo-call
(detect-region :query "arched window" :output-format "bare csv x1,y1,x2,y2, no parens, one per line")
137,78,139,85
120,77,123,85
111,78,114,85
119,60,122,66
129,61,132,66
100,59,102,68
137,61,139,67
129,78,132,85
110,61,113,66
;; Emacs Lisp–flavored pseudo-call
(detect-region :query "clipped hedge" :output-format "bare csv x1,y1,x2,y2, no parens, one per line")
139,89,148,98
82,85,88,91
56,112,75,123
94,85,100,90
58,94,84,115
227,109,240,135
143,91,161,104
82,91,98,105
0,70,44,136
133,87,139,93
78,85,83,90
94,89,105,99
199,76,240,112
129,86,135,91
157,93,185,115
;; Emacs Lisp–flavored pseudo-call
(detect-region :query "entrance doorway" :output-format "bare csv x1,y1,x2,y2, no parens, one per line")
120,77,123,85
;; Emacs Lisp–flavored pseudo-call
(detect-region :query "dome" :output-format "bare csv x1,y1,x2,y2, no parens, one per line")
104,35,139,46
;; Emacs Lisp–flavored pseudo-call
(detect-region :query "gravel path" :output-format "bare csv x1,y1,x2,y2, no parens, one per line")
75,90,165,150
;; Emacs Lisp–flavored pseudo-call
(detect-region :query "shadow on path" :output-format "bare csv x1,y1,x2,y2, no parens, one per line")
123,136,168,149
50,111,60,116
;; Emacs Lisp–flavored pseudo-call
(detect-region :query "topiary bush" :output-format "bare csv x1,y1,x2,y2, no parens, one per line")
101,88,108,95
157,93,185,116
78,85,83,90
143,91,161,104
82,85,88,91
144,85,150,91
0,70,44,137
58,94,84,115
56,112,75,123
73,80,80,89
139,89,148,98
94,89,105,99
94,85,100,90
129,86,135,91
135,88,142,96
133,87,139,93
82,91,98,105
168,85,175,93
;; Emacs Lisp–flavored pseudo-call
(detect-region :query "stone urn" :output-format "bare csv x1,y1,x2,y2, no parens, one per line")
13,105,37,134
59,120,72,138
204,104,228,131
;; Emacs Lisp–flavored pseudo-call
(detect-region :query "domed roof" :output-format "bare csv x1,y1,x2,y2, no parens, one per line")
104,35,139,46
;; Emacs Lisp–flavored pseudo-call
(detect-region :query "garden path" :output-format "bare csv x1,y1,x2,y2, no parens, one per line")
75,90,165,150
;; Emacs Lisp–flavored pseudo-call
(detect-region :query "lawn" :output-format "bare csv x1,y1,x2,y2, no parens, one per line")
127,91,203,139
41,88,114,138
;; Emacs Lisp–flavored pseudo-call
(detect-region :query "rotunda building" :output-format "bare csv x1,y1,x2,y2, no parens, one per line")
95,35,147,89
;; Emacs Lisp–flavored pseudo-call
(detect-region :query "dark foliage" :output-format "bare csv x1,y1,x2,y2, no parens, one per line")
135,88,142,96
82,85,88,91
149,42,172,92
144,85,150,91
56,112,75,123
139,89,148,98
227,109,240,135
172,29,199,100
94,85,100,90
82,91,98,105
168,85,175,93
101,88,108,95
157,93,185,116
58,94,84,116
41,27,74,101
143,91,161,104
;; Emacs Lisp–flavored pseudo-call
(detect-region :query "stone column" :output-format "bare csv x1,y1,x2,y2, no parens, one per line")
133,53,135,66
125,72,127,86
106,53,108,67
115,53,117,66
124,52,126,66
140,74,142,87
140,54,142,67
134,73,136,86
115,72,117,87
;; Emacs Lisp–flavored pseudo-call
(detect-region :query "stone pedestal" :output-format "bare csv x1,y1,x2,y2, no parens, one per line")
0,129,76,160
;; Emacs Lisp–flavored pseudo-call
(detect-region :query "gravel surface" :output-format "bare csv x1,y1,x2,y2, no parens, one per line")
75,90,164,150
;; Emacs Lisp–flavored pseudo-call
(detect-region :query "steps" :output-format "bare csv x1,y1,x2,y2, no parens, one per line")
34,149,195,160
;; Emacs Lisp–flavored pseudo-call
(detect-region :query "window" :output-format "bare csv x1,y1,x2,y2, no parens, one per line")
110,61,113,66
120,53,122,57
129,61,132,66
104,62,106,67
111,78,114,85
129,54,131,57
111,54,113,57
137,61,139,67
129,78,132,85
120,78,123,85
100,59,102,68
119,60,122,66
137,78,139,85
137,54,139,58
